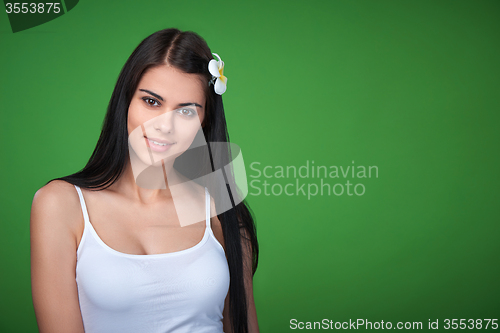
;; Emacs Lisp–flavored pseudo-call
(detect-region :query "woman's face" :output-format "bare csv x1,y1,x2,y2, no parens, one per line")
127,65,206,167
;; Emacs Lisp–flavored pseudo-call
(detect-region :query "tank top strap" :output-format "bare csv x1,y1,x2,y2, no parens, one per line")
205,187,211,229
74,185,90,224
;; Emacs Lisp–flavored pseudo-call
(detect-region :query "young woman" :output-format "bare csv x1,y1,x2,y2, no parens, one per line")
30,28,259,333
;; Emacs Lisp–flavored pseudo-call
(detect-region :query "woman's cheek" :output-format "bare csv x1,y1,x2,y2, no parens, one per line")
188,125,204,148
129,101,147,124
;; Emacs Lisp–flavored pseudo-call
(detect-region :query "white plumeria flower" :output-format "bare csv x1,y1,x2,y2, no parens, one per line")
208,53,227,95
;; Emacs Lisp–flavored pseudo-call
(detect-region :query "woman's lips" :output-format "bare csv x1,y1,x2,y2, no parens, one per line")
144,136,174,152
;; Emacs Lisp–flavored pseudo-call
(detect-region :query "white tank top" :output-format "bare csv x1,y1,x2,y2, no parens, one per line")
74,185,230,333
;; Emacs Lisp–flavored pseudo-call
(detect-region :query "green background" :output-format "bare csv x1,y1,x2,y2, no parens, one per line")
1,0,499,331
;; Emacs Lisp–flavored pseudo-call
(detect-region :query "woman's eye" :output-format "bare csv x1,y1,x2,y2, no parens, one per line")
142,97,161,107
177,108,197,117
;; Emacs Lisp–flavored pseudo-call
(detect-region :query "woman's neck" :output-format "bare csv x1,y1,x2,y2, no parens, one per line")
109,152,182,203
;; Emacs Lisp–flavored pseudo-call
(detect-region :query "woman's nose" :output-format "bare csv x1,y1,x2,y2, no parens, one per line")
153,110,175,133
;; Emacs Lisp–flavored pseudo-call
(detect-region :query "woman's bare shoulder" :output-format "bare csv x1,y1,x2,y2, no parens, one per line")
31,180,83,241
32,180,79,210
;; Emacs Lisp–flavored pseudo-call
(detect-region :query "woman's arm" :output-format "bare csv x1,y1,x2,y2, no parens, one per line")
221,228,259,333
241,227,259,333
211,196,259,333
30,180,85,333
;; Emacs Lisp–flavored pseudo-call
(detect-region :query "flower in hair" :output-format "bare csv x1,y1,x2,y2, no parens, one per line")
208,53,227,95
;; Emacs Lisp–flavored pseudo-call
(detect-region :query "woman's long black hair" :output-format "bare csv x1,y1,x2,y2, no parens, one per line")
49,28,258,333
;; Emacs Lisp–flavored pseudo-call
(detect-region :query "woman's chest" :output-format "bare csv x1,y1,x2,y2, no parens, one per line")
76,233,230,312
78,191,208,256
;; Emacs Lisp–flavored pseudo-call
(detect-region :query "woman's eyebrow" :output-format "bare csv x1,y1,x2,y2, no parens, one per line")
139,89,163,101
178,103,203,109
139,89,203,108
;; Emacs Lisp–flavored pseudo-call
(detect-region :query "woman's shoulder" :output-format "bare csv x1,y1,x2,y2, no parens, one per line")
32,180,79,207
31,180,83,243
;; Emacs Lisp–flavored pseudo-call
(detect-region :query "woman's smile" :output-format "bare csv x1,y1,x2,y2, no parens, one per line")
144,136,176,153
